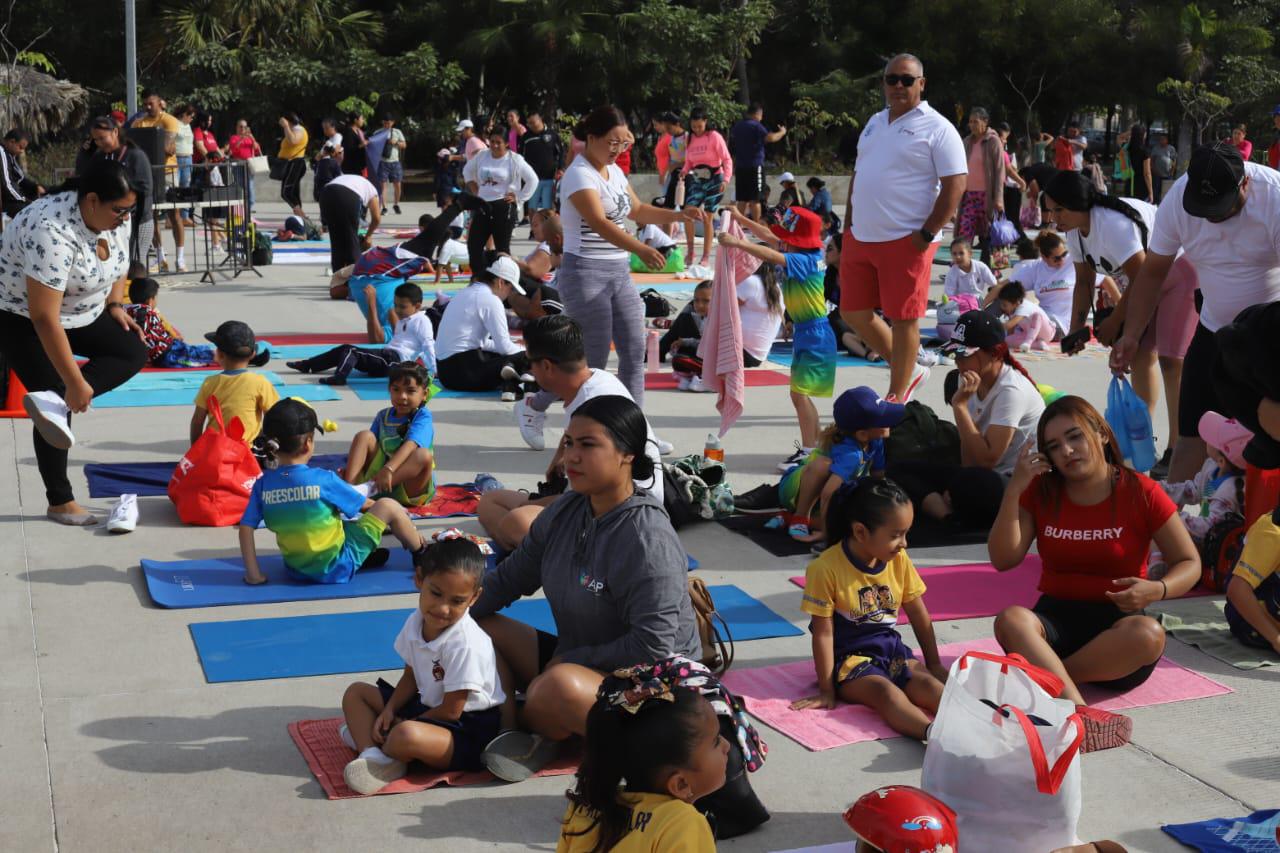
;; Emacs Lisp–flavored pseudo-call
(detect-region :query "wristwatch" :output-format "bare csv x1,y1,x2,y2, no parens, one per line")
918,227,935,243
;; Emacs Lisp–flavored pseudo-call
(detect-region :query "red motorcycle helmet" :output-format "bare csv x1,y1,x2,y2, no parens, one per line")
843,786,959,853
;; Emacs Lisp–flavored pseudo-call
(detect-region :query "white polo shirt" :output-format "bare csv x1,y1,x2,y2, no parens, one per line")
393,611,505,712
848,101,967,243
1149,162,1280,331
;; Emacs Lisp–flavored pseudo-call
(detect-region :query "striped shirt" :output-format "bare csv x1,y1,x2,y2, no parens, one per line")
559,154,631,260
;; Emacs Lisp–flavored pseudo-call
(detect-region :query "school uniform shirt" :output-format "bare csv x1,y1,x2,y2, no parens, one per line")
1150,162,1280,331
736,274,783,362
557,792,716,853
393,611,505,711
326,174,379,207
1234,512,1280,591
434,282,525,360
194,370,280,444
849,101,967,243
240,464,367,578
967,364,1045,477
800,543,926,657
1020,471,1176,602
0,191,131,328
385,311,437,372
943,259,997,301
462,149,538,203
1008,259,1077,331
564,369,664,503
1009,299,1053,329
559,155,632,261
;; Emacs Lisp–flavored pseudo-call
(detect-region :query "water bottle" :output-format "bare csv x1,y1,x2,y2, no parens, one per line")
474,473,504,493
703,433,724,463
646,330,661,373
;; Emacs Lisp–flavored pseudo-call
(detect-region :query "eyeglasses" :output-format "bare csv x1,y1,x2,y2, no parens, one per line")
884,74,919,88
106,203,132,219
606,139,633,151
1046,251,1068,262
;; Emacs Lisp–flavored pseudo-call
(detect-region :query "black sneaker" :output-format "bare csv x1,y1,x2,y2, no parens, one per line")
393,204,402,215
249,347,271,367
776,442,809,473
733,482,782,514
286,360,311,373
1148,447,1173,481
320,375,348,386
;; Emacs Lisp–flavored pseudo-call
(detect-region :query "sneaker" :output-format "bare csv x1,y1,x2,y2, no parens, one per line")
361,548,390,569
916,348,941,367
1075,705,1133,753
338,723,357,751
499,364,521,383
23,390,75,450
286,360,311,374
655,437,675,455
319,376,347,386
514,398,547,451
343,753,408,795
1018,342,1031,353
733,482,782,514
107,493,138,534
788,519,811,539
249,347,271,367
393,204,402,215
1148,447,1173,481
157,259,169,273
176,262,188,273
901,364,931,403
776,442,809,472
1031,340,1048,351
688,375,714,393
676,374,692,391
481,730,561,782
500,387,518,403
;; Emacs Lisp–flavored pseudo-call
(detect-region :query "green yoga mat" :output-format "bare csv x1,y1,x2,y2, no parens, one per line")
1158,599,1280,670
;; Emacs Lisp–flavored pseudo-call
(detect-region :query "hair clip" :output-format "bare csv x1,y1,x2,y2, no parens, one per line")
432,528,494,555
601,673,676,715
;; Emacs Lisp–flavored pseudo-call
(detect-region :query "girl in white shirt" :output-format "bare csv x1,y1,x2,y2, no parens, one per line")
995,281,1055,351
942,239,996,313
462,131,539,273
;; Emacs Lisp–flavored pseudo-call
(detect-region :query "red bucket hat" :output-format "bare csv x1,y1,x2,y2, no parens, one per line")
769,206,824,250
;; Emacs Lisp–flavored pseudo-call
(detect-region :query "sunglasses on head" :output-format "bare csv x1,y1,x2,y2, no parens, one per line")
884,74,919,87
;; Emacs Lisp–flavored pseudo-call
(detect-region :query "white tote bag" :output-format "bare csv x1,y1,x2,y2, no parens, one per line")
246,155,270,176
921,651,1084,853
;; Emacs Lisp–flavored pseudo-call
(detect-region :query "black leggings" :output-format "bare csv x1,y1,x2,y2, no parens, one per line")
296,345,397,381
279,157,307,209
887,459,1007,529
1003,185,1027,239
0,308,147,505
436,349,530,392
320,184,365,272
467,199,517,273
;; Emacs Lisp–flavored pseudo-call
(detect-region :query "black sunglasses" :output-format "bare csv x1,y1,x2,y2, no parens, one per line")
884,74,919,87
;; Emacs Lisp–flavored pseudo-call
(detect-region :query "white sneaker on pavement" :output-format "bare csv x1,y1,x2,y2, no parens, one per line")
107,493,138,534
688,376,714,393
514,398,547,450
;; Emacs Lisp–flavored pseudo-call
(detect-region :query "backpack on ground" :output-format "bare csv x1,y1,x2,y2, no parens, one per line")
663,453,733,528
640,288,673,318
885,400,961,466
687,576,734,675
249,223,273,266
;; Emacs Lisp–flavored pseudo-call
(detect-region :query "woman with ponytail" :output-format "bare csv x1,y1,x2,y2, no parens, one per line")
1044,170,1198,480
888,311,1045,532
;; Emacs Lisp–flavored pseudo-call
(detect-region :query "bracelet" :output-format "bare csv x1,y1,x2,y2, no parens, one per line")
1159,579,1167,600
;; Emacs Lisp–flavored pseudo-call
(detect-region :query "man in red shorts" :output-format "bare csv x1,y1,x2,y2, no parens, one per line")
840,53,966,402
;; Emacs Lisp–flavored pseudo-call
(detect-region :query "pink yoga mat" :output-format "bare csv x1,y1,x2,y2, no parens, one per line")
722,637,1232,751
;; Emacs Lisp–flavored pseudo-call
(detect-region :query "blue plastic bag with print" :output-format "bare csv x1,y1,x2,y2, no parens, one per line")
1106,375,1156,472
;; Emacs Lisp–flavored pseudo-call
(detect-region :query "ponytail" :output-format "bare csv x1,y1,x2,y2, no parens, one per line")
990,342,1036,388
1043,170,1150,256
757,260,783,317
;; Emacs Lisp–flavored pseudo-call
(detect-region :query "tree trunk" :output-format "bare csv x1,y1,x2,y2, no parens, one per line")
1176,117,1193,171
735,56,749,105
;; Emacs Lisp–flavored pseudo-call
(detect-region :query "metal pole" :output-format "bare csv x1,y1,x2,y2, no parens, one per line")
125,0,137,115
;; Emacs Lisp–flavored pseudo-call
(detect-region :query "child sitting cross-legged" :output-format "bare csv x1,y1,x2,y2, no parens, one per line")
769,386,906,543
339,537,505,794
287,282,436,385
238,398,427,585
942,238,996,314
659,279,712,392
190,320,276,447
996,281,1056,352
125,277,228,368
341,361,436,507
790,478,947,741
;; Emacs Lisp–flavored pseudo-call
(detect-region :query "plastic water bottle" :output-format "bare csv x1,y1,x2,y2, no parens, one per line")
646,330,661,373
703,433,724,463
474,473,504,493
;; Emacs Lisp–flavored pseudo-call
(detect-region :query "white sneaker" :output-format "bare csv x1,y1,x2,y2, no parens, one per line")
656,437,675,455
916,348,941,367
901,363,931,403
338,723,357,751
514,398,547,450
23,390,75,450
676,374,691,391
688,375,714,393
500,388,518,403
107,493,138,534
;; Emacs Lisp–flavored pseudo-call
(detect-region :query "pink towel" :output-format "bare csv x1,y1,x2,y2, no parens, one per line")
698,212,753,436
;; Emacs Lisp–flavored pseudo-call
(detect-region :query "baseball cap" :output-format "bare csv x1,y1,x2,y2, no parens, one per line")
486,256,525,294
455,119,474,131
768,206,824,250
204,320,257,358
833,386,906,433
1198,411,1253,469
262,398,324,440
940,310,1006,356
779,171,796,183
1183,142,1245,220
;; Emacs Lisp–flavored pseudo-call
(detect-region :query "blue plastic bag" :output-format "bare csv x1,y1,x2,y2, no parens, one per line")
1105,375,1156,472
989,213,1019,248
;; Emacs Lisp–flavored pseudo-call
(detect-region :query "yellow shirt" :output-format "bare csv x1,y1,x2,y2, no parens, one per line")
800,544,925,654
1234,513,1280,590
278,124,309,160
194,371,279,444
557,792,716,853
132,112,182,167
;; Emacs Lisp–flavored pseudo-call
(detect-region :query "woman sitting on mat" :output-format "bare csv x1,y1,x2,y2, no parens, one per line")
988,395,1200,751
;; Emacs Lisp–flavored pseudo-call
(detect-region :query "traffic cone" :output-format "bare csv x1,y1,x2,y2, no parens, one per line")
0,369,28,418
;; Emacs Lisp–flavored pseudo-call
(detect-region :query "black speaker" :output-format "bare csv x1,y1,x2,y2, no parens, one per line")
125,126,168,205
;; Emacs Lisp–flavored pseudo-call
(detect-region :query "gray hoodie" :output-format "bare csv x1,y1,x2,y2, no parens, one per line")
471,489,700,671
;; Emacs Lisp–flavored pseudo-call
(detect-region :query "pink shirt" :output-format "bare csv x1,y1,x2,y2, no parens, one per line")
681,130,733,180
1234,138,1253,161
965,141,987,191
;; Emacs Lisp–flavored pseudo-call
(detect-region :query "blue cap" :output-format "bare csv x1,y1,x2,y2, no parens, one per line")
833,386,906,432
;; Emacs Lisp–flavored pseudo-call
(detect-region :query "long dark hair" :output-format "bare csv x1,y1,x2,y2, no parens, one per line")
562,688,707,853
757,260,783,316
1043,171,1150,251
58,158,138,203
1034,395,1136,519
574,105,626,142
569,395,657,485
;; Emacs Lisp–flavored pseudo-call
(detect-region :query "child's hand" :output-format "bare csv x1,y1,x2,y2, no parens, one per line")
373,466,395,494
716,231,740,248
928,662,950,683
790,691,836,711
372,707,397,744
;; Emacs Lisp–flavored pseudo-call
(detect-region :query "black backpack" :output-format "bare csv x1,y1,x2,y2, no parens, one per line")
640,288,673,318
885,401,961,466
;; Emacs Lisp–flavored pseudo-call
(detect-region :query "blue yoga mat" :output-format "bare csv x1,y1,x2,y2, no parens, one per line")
86,454,345,499
188,583,790,682
1163,809,1280,851
95,383,339,408
766,343,885,370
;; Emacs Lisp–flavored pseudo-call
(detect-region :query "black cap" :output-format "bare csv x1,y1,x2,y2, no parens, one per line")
262,398,321,439
1183,142,1245,220
204,320,257,358
940,310,1006,356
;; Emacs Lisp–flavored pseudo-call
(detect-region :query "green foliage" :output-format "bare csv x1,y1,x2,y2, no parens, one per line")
15,51,55,74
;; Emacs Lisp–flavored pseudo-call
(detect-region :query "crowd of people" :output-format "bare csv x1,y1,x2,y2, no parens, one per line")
4,49,1280,852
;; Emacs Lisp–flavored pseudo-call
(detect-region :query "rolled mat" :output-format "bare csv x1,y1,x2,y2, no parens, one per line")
720,636,1233,751
87,453,345,498
1158,598,1280,670
289,717,578,799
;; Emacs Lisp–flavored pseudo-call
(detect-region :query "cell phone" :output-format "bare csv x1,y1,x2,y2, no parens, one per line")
1061,326,1092,354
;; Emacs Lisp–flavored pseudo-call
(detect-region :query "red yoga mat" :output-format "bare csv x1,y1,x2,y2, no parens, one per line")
645,370,792,391
289,717,578,799
406,484,480,519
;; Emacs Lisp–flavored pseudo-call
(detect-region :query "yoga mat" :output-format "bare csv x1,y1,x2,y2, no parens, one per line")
644,370,792,391
1158,599,1280,670
721,636,1233,751
767,342,885,370
189,584,788,682
1162,809,1280,852
788,556,1044,624
289,717,578,799
87,454,345,498
272,343,385,361
94,383,339,407
347,377,498,401
717,514,815,558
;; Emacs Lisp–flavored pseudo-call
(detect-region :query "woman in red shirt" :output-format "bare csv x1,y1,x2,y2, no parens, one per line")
226,119,262,215
988,395,1199,749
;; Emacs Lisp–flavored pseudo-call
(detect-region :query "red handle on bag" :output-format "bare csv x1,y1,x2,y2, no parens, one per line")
957,651,1065,698
997,704,1084,795
205,394,226,433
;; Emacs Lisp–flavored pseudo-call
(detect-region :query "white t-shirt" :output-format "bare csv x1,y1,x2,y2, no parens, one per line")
967,364,1045,477
564,369,664,502
175,122,194,158
1008,258,1076,331
943,259,997,300
639,224,676,250
435,283,524,360
462,149,538,203
1010,299,1052,328
393,611,505,712
559,154,632,261
438,238,468,266
849,101,967,243
1149,163,1280,331
386,311,437,372
327,173,378,206
736,274,783,361
325,132,344,151
1065,198,1171,290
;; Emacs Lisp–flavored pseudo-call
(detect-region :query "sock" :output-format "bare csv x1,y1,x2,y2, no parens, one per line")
177,247,186,265
156,247,166,263
358,746,393,764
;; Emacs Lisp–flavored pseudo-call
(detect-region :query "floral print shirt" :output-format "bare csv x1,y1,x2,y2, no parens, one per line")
0,191,131,328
